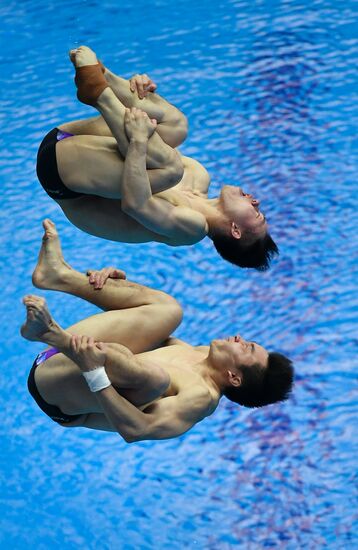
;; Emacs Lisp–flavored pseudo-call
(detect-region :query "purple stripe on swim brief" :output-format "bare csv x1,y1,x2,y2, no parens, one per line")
56,130,74,141
35,347,59,366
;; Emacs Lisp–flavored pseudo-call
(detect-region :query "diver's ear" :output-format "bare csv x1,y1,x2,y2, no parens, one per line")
227,370,242,387
231,222,242,240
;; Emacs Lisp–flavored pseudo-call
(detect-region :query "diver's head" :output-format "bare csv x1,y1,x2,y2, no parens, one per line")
208,335,293,407
210,186,278,270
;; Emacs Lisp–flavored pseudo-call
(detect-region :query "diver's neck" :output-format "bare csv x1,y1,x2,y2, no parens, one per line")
186,195,224,233
193,355,226,396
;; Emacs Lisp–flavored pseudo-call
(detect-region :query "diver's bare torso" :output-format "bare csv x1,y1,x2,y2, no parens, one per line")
35,338,218,422
137,339,213,402
55,153,211,246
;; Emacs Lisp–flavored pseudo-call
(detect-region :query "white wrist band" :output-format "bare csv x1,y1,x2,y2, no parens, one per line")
82,367,111,392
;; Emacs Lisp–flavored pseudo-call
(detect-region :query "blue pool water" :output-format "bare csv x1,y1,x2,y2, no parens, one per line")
1,0,357,548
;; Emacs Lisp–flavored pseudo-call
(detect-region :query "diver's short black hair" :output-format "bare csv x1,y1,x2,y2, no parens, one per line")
212,233,279,271
223,352,294,408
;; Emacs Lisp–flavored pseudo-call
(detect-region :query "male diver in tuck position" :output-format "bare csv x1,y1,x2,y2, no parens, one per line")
36,45,278,270
21,220,293,441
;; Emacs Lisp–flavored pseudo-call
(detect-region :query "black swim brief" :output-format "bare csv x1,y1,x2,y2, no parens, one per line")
27,348,82,425
36,127,84,200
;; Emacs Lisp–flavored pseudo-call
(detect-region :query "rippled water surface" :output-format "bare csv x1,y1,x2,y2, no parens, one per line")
1,0,357,548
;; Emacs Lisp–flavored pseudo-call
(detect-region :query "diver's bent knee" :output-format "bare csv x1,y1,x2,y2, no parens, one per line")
175,115,188,144
144,288,183,329
170,301,183,326
154,292,183,320
166,151,184,185
161,299,183,331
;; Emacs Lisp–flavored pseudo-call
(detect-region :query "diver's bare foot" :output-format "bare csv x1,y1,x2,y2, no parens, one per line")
32,219,71,290
20,295,59,342
70,45,98,68
69,49,77,66
70,46,109,106
69,48,106,74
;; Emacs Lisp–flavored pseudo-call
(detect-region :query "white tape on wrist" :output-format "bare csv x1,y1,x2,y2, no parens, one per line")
82,367,111,392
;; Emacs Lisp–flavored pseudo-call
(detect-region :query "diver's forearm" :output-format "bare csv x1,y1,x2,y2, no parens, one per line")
95,386,149,442
121,139,153,213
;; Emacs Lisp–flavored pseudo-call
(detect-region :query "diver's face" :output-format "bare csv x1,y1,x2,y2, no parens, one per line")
220,186,268,239
209,334,269,373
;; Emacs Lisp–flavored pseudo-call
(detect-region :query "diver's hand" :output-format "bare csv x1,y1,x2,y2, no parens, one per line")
125,107,157,141
86,267,126,290
129,73,157,99
70,335,107,372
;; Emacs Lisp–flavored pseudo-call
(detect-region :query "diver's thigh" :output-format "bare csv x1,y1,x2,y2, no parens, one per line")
65,304,178,354
56,135,125,198
58,115,113,137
